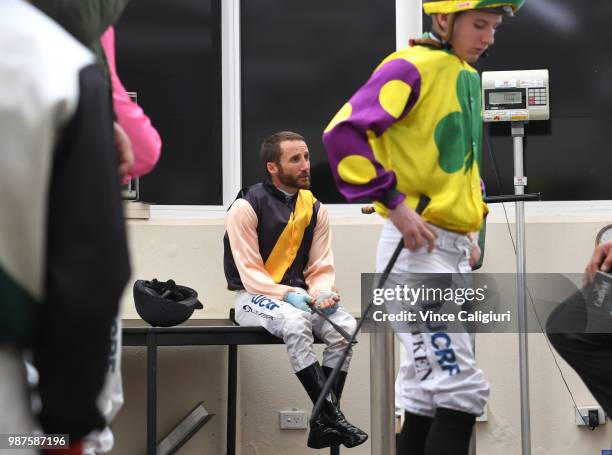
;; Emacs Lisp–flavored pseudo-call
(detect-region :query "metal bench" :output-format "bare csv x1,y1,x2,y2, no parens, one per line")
123,315,340,454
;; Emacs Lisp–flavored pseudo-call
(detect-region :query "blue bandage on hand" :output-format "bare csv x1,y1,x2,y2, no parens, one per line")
283,291,313,312
314,291,339,315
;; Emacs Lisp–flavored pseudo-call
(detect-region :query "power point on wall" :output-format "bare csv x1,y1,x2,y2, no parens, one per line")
575,406,606,429
279,410,308,430
589,410,600,429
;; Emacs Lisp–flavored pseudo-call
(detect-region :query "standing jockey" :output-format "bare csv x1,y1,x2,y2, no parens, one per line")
323,1,525,454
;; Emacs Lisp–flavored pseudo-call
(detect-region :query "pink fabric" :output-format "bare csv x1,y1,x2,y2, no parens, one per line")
101,27,161,179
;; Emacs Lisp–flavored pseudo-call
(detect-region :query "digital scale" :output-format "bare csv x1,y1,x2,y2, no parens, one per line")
482,69,550,455
482,69,550,122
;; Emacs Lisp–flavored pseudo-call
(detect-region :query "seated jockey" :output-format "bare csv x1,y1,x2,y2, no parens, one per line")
223,131,368,449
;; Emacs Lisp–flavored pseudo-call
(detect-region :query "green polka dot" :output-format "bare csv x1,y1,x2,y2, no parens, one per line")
435,70,482,174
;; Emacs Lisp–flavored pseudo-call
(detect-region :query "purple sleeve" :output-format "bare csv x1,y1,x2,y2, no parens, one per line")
323,58,421,209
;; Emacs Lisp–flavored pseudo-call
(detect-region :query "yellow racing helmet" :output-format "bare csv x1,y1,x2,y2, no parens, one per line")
423,0,525,17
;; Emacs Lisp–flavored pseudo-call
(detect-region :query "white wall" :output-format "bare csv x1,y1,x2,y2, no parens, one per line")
111,207,612,454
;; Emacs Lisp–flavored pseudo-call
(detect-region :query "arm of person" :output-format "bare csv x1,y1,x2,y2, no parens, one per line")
304,204,340,310
113,121,134,179
225,199,294,300
322,58,418,207
584,240,612,285
322,58,435,251
101,26,162,179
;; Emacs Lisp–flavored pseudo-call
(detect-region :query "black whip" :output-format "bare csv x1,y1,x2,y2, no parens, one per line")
311,238,404,419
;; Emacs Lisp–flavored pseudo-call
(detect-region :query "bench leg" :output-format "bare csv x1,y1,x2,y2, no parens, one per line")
146,333,157,455
228,345,237,455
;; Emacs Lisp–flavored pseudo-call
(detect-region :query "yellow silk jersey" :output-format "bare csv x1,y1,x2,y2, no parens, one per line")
323,43,488,233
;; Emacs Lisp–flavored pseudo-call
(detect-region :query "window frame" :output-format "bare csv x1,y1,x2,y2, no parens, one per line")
147,0,612,220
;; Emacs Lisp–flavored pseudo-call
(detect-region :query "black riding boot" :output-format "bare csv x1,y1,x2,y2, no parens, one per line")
322,365,368,447
322,366,347,403
296,362,343,448
296,363,368,448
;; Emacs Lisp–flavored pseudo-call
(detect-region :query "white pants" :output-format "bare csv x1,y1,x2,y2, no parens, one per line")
24,317,123,454
83,316,123,454
235,290,357,373
0,347,36,455
377,221,489,417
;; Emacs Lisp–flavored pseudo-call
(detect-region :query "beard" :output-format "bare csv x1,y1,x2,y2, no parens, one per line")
277,166,311,190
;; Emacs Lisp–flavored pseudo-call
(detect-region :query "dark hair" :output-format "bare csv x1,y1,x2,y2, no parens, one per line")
260,131,305,175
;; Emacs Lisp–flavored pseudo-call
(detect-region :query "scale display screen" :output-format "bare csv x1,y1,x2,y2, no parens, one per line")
483,88,528,113
489,91,522,105
482,69,549,122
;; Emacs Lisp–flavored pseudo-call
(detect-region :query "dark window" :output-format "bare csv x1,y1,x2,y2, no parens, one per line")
427,3,612,200
115,0,222,205
241,0,396,203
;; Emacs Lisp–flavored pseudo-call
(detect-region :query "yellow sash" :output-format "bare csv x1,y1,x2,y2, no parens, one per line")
264,190,316,283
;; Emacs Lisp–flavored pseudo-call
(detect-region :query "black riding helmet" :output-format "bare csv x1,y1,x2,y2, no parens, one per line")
133,279,203,327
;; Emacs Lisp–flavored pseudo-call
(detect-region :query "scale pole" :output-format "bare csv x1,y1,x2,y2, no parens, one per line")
512,121,531,455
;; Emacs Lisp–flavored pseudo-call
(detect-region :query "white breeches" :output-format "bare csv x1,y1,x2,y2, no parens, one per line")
235,290,357,373
377,220,489,417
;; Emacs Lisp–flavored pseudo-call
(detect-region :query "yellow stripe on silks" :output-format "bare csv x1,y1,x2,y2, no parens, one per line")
264,190,316,283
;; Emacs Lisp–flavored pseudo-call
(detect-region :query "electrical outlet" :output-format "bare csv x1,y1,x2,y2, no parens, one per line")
279,410,308,429
575,406,606,427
